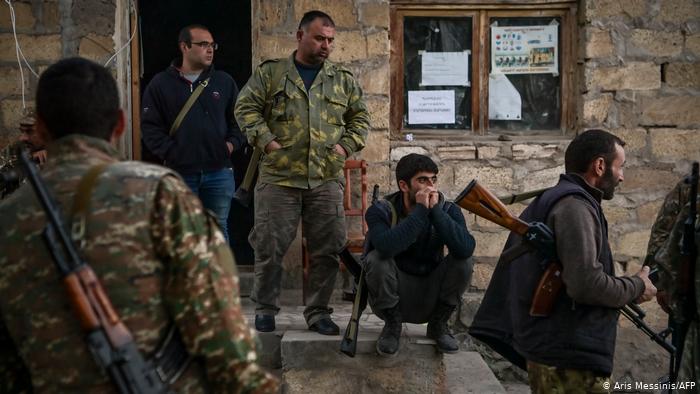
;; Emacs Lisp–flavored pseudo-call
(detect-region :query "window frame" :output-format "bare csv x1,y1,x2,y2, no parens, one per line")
389,1,578,139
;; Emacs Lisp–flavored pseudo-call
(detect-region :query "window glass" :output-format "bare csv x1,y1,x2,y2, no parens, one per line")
488,17,561,132
403,17,472,130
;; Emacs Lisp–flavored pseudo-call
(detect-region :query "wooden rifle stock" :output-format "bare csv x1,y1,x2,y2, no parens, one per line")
455,180,561,317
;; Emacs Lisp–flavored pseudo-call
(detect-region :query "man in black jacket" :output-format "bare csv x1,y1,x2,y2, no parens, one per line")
141,24,245,241
364,153,475,356
469,130,656,393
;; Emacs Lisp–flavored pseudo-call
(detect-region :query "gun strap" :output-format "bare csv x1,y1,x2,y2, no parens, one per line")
169,77,210,136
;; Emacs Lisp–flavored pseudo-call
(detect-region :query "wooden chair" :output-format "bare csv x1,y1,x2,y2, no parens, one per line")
302,159,368,305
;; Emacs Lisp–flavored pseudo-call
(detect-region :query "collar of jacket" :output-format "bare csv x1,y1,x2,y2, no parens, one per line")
46,134,121,169
167,58,214,83
284,51,339,92
561,172,604,203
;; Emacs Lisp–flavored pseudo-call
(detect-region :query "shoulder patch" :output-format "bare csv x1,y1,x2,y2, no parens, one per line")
259,58,281,67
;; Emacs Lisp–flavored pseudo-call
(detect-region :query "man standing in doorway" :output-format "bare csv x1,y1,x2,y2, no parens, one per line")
235,10,370,335
142,24,245,241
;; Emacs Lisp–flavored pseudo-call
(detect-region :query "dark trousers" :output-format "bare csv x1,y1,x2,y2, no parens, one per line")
363,250,473,323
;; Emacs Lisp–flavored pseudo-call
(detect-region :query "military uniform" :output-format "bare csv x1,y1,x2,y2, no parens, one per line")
235,54,369,325
0,141,25,199
648,178,699,388
0,135,278,393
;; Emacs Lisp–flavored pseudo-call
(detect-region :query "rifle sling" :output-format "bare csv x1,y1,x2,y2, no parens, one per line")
70,164,191,386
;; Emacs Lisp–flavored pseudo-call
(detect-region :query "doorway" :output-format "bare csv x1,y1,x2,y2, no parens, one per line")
137,0,255,265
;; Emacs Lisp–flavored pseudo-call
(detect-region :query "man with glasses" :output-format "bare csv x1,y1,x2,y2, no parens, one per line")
142,24,244,242
363,153,475,356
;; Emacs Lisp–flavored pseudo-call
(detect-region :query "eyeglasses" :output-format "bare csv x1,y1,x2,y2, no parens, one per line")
191,41,218,50
415,175,438,185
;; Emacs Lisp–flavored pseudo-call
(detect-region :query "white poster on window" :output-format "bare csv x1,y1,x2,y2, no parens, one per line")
420,51,470,86
488,74,521,120
491,25,558,74
408,90,455,124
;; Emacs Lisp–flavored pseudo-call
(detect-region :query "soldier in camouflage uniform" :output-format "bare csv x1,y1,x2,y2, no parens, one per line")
0,111,45,199
235,10,370,335
0,58,278,393
646,176,699,388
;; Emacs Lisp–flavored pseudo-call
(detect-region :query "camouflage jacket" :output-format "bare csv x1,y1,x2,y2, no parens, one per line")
647,178,699,318
0,135,277,393
235,53,370,189
0,141,25,199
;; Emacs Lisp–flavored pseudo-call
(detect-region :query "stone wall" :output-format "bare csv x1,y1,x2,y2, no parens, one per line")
0,0,118,149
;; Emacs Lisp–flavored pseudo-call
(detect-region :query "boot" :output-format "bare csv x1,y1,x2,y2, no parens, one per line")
427,303,459,354
376,304,402,357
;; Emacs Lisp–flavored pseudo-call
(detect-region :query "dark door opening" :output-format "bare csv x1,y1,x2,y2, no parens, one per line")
139,0,255,265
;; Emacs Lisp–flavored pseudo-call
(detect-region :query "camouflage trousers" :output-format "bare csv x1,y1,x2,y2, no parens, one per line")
527,361,611,394
677,320,699,392
249,181,346,326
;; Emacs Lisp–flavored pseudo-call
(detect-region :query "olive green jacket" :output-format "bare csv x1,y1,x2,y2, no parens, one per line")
234,53,370,189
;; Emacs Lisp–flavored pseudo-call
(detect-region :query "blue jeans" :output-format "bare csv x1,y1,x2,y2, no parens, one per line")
182,168,235,242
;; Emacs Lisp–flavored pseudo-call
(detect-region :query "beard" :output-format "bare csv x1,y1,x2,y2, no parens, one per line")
598,166,619,200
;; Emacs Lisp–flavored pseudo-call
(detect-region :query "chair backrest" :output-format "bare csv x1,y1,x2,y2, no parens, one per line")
343,159,368,235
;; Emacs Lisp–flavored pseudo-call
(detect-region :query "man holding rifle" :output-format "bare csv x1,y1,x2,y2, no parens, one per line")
646,164,699,387
0,58,277,393
468,129,656,393
364,153,475,356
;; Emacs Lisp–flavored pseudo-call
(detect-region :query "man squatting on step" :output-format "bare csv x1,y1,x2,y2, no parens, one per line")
363,153,476,356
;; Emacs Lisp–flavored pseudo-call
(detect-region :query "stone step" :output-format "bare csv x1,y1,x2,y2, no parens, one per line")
242,303,505,393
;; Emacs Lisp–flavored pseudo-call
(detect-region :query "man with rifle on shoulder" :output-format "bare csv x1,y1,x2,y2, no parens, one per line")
0,57,278,393
647,162,699,389
466,129,656,393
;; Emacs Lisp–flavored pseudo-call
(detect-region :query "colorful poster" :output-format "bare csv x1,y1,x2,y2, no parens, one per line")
491,25,558,74
407,90,455,124
420,51,470,87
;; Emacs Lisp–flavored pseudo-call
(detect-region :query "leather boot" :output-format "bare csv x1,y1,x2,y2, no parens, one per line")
376,304,402,357
427,303,459,354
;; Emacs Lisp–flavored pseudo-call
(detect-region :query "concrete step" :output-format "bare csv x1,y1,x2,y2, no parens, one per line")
242,303,505,393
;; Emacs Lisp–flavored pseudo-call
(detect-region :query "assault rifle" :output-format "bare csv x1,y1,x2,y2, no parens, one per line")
339,184,379,357
455,180,676,358
233,147,262,208
18,150,168,393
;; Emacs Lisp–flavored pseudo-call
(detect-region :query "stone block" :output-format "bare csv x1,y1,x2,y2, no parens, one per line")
613,229,651,259
470,261,496,290
639,96,700,128
437,145,477,161
0,34,62,62
365,96,389,129
78,34,114,63
586,62,660,91
650,128,700,160
0,2,34,30
665,63,700,89
454,166,514,195
1,99,25,131
655,0,700,24
258,0,289,28
472,230,510,259
585,28,614,59
390,146,429,161
583,93,613,124
585,0,647,20
366,30,389,58
72,0,115,36
604,205,633,226
255,33,297,62
637,200,664,226
476,145,501,159
628,30,683,58
332,31,367,63
687,34,700,57
294,0,357,29
0,67,24,96
511,144,558,160
609,128,647,154
443,351,506,394
359,2,390,28
366,163,392,192
619,167,678,193
360,130,389,162
39,2,61,32
521,165,564,192
358,62,389,96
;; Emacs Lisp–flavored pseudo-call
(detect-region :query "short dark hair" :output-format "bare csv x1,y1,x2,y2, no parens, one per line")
36,57,120,141
178,24,210,46
564,129,626,174
298,10,335,30
396,153,439,188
